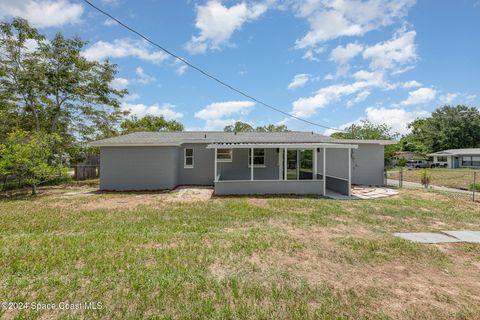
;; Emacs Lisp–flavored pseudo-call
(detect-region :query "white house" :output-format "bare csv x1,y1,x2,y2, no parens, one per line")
428,148,480,168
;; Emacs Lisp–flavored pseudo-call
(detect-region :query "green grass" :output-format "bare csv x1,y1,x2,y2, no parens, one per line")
0,185,479,319
388,167,479,190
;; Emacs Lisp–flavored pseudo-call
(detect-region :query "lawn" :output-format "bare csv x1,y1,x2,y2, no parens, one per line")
387,167,479,190
1,183,480,319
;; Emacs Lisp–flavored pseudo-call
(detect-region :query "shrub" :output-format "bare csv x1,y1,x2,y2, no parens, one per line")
470,182,480,192
419,169,431,189
397,157,407,167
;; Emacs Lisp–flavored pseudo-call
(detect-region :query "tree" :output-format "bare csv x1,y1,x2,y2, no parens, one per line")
224,121,254,132
0,18,128,142
224,121,289,132
330,120,399,164
120,115,184,134
401,105,480,153
255,124,289,132
0,130,68,195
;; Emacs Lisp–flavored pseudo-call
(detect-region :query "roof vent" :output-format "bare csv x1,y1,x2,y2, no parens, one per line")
204,134,207,138
234,131,237,135
311,131,314,135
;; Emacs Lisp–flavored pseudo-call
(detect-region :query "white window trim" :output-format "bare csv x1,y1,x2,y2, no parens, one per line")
248,149,266,168
184,148,194,168
216,148,233,162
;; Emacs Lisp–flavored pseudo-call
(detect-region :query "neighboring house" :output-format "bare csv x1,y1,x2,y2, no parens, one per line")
428,148,480,168
391,151,423,165
90,131,395,196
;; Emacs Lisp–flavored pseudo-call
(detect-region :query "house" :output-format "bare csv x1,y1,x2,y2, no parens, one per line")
90,131,395,196
428,148,480,168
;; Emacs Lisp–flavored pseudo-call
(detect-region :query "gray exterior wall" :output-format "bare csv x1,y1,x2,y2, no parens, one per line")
215,180,324,195
99,143,385,192
217,148,279,180
351,144,384,185
177,143,215,185
326,176,349,195
100,146,179,191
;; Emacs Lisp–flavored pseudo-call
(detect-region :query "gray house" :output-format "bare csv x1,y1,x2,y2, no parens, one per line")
428,148,480,168
91,131,395,196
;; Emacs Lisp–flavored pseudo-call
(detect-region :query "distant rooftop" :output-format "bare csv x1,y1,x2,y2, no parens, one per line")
90,131,396,147
428,148,480,156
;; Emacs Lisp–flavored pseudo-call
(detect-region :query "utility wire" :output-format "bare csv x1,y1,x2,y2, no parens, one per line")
82,0,346,132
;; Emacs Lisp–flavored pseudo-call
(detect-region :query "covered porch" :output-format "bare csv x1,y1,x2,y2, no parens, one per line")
206,143,358,196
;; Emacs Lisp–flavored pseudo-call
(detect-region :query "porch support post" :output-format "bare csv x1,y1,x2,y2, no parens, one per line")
313,148,317,180
348,147,351,197
323,147,326,196
250,147,254,181
284,148,287,180
214,148,217,182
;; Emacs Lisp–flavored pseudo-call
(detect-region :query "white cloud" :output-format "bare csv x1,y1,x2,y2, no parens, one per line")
82,38,168,63
362,28,417,71
185,0,268,54
294,0,415,48
122,103,183,120
110,77,129,90
364,106,429,135
326,106,429,136
402,80,422,88
302,47,325,61
194,100,255,129
439,92,458,104
346,90,370,107
122,93,140,102
291,70,388,117
330,43,363,64
401,87,436,105
0,0,83,28
103,18,118,27
135,67,156,84
288,74,310,90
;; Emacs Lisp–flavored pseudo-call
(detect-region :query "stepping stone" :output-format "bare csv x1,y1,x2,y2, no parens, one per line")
443,231,480,243
394,232,462,243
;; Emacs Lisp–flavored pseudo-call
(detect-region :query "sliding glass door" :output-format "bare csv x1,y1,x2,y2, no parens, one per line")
283,149,314,180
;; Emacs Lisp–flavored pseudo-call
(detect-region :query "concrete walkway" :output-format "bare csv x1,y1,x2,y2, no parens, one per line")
326,186,399,200
395,231,480,244
386,179,473,195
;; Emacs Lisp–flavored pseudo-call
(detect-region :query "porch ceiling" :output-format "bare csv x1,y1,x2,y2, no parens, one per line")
206,142,358,149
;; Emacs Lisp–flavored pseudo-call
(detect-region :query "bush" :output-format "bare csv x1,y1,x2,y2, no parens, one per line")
397,157,407,167
419,169,431,189
470,182,480,192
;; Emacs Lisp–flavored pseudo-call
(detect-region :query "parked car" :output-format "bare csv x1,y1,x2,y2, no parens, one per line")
407,159,430,168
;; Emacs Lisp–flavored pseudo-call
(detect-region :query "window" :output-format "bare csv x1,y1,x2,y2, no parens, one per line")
248,149,265,167
184,148,194,168
437,156,447,162
473,156,480,167
216,148,232,162
462,156,472,167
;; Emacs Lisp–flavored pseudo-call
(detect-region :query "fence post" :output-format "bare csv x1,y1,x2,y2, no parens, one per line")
399,166,403,189
474,171,476,202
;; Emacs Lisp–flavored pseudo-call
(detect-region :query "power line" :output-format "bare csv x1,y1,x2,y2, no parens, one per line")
82,0,346,132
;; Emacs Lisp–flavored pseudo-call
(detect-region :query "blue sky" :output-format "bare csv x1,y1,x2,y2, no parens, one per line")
1,0,479,134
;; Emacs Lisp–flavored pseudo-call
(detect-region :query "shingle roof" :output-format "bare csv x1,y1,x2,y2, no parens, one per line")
428,148,480,156
90,131,396,147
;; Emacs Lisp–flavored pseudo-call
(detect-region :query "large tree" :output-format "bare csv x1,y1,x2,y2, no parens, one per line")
120,115,184,134
330,120,399,164
0,18,127,142
0,130,68,195
401,105,480,153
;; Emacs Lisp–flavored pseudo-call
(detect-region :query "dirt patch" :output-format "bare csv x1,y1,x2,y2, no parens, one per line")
247,198,270,208
167,186,213,202
209,220,480,317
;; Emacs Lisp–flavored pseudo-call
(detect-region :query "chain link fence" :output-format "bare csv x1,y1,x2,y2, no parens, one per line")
384,167,479,202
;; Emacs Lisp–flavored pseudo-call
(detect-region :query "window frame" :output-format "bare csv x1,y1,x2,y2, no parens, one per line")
248,148,266,168
437,156,447,162
216,148,233,162
184,148,194,168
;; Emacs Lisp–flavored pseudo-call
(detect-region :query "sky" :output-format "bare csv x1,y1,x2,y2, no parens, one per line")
1,0,479,135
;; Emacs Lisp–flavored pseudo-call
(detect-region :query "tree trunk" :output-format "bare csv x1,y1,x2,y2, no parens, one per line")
31,184,37,195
